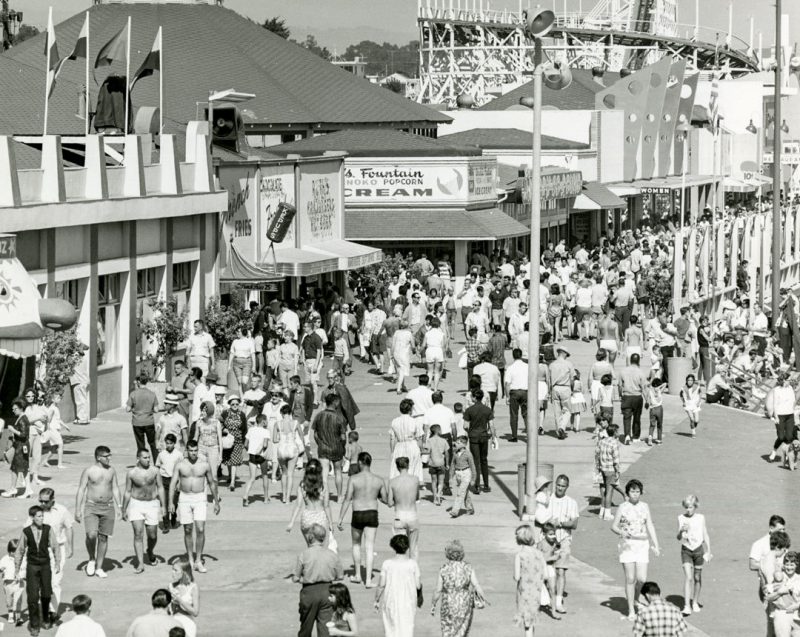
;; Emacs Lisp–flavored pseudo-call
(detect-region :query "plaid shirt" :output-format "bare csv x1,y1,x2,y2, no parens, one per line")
465,336,486,364
596,436,620,473
633,600,688,637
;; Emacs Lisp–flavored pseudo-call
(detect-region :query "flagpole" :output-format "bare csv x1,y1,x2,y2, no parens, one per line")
159,27,163,137
85,13,90,136
124,15,131,135
44,6,53,137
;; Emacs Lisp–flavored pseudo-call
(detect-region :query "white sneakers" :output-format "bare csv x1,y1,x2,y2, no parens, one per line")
95,568,108,579
85,560,96,576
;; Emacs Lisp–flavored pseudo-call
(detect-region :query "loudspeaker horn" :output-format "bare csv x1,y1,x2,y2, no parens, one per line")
525,9,555,39
543,61,572,90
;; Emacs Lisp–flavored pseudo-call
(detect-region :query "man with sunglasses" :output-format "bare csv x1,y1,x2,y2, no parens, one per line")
24,488,73,622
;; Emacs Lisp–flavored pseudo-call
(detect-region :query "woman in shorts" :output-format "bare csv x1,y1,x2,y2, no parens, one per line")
677,494,711,616
612,479,660,621
422,316,447,392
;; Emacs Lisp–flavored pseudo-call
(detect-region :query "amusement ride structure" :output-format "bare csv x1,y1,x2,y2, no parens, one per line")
417,0,762,106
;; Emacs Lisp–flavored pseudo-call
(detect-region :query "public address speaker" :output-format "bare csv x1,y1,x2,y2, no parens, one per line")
525,9,555,38
203,103,243,153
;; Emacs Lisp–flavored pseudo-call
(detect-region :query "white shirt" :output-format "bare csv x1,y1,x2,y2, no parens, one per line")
499,263,515,280
192,384,213,423
245,426,271,455
0,553,17,581
55,614,107,637
575,286,592,307
753,312,769,334
407,386,434,417
156,448,183,478
750,533,771,563
546,494,579,543
423,404,456,437
230,337,255,358
678,513,706,551
768,385,797,416
24,502,73,545
279,309,301,337
473,362,501,394
505,360,529,390
187,331,215,358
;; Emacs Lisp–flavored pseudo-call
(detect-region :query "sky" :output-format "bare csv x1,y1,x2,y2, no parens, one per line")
16,0,800,52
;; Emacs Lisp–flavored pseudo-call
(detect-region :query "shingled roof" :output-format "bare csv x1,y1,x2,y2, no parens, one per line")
266,128,482,158
438,128,590,150
478,69,622,112
0,2,450,136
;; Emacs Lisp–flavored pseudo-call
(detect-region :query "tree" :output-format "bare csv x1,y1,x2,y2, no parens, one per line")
343,40,420,77
12,24,39,45
137,296,188,381
383,78,405,94
39,327,85,401
262,17,290,39
292,34,330,60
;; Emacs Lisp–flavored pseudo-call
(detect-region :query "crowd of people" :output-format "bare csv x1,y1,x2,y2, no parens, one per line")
1,207,799,636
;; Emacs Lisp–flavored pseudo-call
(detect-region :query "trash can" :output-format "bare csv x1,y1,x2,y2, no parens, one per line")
517,462,555,519
666,356,692,395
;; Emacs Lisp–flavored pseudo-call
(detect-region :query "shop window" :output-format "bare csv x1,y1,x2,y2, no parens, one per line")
56,279,80,308
172,262,192,292
137,268,158,299
97,273,121,366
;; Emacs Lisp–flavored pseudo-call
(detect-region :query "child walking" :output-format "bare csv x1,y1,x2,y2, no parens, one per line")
448,436,476,518
569,370,586,432
0,539,24,627
156,433,183,531
243,414,271,506
333,328,350,380
41,392,70,469
677,495,711,616
646,377,665,446
425,424,449,505
327,582,359,636
594,373,615,427
680,374,702,437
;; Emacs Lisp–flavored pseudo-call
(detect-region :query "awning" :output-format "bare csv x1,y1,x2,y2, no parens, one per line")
572,194,601,211
220,241,285,284
345,208,529,241
607,184,641,197
630,175,719,193
258,247,341,277
582,182,625,208
303,239,384,270
724,177,756,193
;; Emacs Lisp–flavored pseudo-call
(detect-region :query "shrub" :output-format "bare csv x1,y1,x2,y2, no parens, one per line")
137,296,188,380
39,327,85,401
204,292,251,356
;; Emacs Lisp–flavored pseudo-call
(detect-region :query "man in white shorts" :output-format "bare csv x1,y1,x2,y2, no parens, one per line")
170,440,220,573
122,449,166,573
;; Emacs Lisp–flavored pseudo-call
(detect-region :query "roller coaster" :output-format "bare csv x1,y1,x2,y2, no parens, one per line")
417,0,762,107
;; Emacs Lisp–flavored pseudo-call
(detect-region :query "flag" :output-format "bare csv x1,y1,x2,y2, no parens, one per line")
45,10,60,97
709,72,719,135
52,13,88,80
93,24,126,82
131,27,161,88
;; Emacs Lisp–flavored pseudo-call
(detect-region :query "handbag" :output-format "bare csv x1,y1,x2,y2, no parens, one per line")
457,349,468,370
221,430,235,450
416,584,424,608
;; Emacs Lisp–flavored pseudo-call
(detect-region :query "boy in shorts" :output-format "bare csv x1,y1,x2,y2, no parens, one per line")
0,539,24,626
537,522,566,613
425,425,449,505
156,434,183,531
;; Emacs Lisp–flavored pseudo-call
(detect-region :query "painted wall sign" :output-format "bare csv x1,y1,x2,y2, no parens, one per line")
297,160,343,245
217,167,257,261
522,169,583,204
260,166,296,249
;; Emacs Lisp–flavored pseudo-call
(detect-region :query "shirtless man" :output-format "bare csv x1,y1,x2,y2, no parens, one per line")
388,456,420,561
169,439,220,573
122,449,166,573
75,445,122,578
337,451,387,588
597,308,621,365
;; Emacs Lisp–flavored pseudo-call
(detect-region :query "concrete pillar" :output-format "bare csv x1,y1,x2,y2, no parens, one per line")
0,136,21,206
160,134,183,195
121,220,137,390
729,218,740,289
40,136,66,203
689,185,700,224
784,210,793,265
686,228,697,300
87,225,99,418
45,229,56,298
84,135,108,199
193,134,215,193
124,135,146,197
673,230,684,308
699,227,710,296
715,223,725,287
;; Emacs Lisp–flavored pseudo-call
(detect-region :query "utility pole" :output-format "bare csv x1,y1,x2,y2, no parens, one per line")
771,0,782,319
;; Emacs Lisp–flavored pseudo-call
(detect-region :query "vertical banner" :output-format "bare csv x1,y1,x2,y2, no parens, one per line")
259,165,296,251
217,166,257,262
297,160,343,246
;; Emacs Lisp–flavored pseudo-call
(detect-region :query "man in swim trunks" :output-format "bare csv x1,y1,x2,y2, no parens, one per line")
388,456,420,561
122,449,166,573
75,445,122,579
337,452,387,588
597,308,621,365
169,440,220,573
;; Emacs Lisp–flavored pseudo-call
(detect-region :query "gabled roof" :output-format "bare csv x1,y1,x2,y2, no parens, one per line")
266,128,483,158
477,69,622,112
438,128,590,151
0,2,450,136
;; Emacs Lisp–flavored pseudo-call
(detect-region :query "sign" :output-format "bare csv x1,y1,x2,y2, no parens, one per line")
266,202,296,243
0,235,16,258
522,169,583,204
260,166,296,249
217,166,257,261
640,186,672,194
298,160,343,245
344,158,498,206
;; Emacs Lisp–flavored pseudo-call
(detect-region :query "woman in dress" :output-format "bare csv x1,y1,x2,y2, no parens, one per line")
422,316,447,392
220,395,247,491
3,399,31,498
611,479,661,621
262,384,287,483
514,524,546,636
274,403,304,503
374,534,420,637
24,386,48,487
389,399,424,481
168,557,199,637
391,321,415,394
286,459,337,552
431,539,488,637
193,401,222,478
227,325,256,392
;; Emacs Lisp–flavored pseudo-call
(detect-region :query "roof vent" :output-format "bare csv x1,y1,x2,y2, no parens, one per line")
455,93,474,109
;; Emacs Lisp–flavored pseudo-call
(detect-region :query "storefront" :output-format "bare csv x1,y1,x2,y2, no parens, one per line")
216,154,383,302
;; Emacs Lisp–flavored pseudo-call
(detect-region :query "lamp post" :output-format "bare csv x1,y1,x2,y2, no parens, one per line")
771,0,782,319
523,8,571,515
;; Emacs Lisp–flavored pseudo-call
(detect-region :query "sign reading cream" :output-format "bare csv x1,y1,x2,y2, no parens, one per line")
298,160,343,245
344,158,498,206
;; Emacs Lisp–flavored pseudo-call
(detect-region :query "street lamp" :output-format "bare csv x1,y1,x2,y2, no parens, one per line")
523,8,572,516
746,119,758,135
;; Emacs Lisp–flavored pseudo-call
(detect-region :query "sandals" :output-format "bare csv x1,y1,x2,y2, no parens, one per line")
242,498,249,507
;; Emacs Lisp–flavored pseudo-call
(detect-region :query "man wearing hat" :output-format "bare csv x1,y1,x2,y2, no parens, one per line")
156,394,188,450
548,346,576,440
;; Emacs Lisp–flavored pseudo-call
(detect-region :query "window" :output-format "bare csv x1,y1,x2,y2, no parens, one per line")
137,268,158,299
172,262,192,292
56,280,80,308
97,274,121,366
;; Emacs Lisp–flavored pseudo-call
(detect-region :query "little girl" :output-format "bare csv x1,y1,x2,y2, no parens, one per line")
680,374,702,437
595,373,615,428
649,347,664,383
327,582,359,636
513,524,546,637
42,391,70,469
569,370,586,432
169,558,199,637
676,495,711,616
